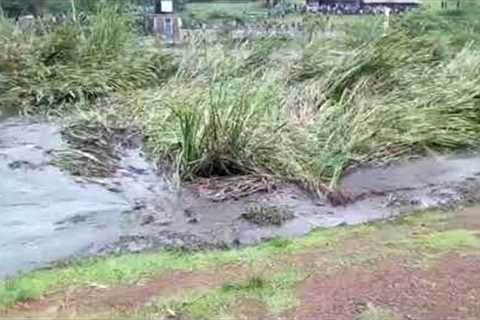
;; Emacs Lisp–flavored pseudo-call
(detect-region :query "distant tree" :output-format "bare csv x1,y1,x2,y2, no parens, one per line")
0,0,65,17
1,0,30,18
0,0,180,17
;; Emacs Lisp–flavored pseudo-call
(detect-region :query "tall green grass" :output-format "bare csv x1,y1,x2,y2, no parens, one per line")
0,6,177,113
2,6,480,191
140,76,283,180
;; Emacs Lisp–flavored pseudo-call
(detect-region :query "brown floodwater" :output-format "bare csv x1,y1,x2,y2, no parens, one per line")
1,116,480,278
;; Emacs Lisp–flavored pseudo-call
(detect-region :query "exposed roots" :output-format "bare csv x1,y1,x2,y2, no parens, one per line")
188,174,277,202
52,121,140,177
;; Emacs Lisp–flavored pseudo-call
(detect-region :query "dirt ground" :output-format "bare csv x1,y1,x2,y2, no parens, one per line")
289,253,480,320
6,207,480,320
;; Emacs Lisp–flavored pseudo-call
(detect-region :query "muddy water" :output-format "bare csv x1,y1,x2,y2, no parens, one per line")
0,118,129,277
1,117,480,278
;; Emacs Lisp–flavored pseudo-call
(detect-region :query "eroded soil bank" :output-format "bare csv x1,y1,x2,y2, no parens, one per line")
1,117,480,277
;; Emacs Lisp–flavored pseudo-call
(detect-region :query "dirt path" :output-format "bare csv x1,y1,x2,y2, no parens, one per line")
289,253,480,320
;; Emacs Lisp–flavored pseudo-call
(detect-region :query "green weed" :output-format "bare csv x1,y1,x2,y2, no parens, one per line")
410,229,480,251
357,303,398,320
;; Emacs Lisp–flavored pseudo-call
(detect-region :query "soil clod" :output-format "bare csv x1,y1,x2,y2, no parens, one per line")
242,206,294,226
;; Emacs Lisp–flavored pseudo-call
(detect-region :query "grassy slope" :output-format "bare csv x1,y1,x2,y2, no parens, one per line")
1,208,480,315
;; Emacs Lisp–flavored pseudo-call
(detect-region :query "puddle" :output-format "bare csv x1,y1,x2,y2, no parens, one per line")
1,117,480,278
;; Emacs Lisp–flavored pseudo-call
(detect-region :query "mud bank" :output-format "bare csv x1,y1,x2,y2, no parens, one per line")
1,117,480,278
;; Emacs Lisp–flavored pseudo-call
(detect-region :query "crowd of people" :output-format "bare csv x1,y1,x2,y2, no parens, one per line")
306,3,416,15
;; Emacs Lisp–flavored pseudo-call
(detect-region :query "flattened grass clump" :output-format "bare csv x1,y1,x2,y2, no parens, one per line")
131,10,480,194
242,206,294,226
52,121,120,177
3,6,480,194
240,36,289,73
52,117,144,177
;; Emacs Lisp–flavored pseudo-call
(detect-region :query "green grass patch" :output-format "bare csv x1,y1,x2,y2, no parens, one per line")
147,269,302,319
184,1,267,22
357,303,399,320
397,211,451,227
313,212,480,272
409,229,480,251
363,213,480,254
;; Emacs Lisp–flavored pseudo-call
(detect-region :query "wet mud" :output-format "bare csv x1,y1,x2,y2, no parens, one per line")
1,117,480,278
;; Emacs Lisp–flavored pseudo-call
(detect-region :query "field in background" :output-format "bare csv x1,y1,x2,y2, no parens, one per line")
185,1,267,21
183,0,307,22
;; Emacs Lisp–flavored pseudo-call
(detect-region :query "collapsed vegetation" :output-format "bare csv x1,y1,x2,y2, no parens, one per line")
1,5,480,196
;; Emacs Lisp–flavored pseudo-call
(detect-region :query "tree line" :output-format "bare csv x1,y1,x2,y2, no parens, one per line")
0,0,172,18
